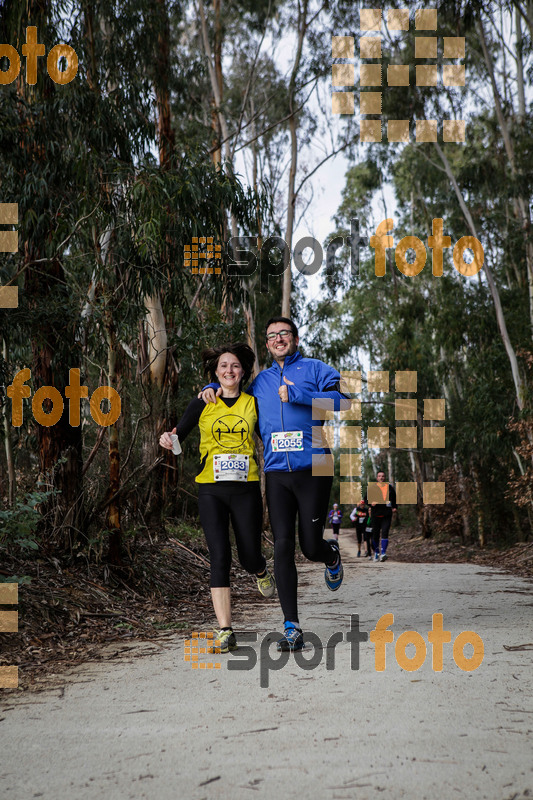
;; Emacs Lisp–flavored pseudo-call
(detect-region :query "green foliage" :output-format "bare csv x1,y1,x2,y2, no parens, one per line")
0,488,57,552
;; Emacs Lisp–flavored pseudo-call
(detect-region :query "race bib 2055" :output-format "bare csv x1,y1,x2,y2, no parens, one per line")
271,431,304,452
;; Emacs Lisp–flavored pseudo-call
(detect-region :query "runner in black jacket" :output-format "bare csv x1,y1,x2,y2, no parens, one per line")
365,470,397,562
350,499,370,557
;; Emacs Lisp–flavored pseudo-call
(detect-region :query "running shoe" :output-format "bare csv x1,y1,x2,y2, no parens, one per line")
214,628,237,653
380,554,388,562
324,540,343,591
277,622,304,651
374,552,379,561
256,568,276,598
357,550,361,557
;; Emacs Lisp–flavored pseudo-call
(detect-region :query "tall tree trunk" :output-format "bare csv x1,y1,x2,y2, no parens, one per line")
2,339,16,507
155,0,175,169
211,0,223,167
515,7,526,120
471,464,485,548
477,15,533,342
145,293,168,387
198,0,237,322
386,451,393,482
513,0,533,42
105,316,121,563
26,256,83,547
141,0,175,518
281,0,309,317
245,101,261,376
434,141,527,412
441,354,471,542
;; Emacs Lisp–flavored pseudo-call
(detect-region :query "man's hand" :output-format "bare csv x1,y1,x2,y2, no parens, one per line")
159,427,177,450
392,508,397,514
278,375,294,403
197,387,222,404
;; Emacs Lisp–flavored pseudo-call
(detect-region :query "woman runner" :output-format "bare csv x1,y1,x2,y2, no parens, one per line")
159,343,275,653
328,503,342,541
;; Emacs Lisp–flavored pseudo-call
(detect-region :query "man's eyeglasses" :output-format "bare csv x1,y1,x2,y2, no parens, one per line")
266,329,293,340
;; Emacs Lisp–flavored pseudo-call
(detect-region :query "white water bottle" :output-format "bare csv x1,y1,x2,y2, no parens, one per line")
170,434,182,455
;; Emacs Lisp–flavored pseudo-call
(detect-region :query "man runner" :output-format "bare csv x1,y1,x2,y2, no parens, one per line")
366,470,397,562
202,317,347,651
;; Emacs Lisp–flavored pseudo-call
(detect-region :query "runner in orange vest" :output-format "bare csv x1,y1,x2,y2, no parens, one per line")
365,470,397,562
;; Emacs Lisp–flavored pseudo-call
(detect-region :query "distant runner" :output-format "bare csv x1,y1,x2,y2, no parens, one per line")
350,499,370,557
328,503,342,542
366,470,397,562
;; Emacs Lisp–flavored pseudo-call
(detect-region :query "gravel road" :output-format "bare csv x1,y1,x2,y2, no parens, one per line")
1,530,532,800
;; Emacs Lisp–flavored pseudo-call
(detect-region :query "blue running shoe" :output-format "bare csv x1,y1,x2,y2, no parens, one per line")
277,622,304,651
324,539,343,591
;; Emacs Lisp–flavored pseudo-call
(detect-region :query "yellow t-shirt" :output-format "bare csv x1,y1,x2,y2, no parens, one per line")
196,392,259,483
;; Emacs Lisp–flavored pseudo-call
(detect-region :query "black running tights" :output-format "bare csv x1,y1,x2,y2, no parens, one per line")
265,470,336,624
198,483,266,587
371,513,392,553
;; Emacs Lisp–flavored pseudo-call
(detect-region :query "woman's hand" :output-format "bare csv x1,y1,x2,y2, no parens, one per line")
197,387,222,404
278,375,294,403
159,427,177,450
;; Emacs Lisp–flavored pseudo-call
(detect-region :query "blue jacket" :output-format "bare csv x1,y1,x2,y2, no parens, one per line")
243,350,345,472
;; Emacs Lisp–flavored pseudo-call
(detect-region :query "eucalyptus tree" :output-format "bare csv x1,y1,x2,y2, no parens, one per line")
0,0,261,557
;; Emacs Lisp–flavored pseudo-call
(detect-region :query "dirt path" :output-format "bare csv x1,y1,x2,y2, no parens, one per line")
1,530,532,800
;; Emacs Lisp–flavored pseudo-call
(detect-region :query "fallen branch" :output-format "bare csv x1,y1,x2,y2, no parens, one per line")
168,537,210,568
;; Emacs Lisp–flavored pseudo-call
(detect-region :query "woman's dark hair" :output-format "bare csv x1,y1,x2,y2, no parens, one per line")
264,316,298,338
202,342,255,388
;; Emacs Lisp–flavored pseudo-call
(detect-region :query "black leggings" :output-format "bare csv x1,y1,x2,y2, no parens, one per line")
355,521,365,546
371,513,392,552
198,482,266,587
265,470,336,624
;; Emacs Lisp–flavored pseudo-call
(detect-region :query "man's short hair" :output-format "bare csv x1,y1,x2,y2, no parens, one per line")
265,316,298,338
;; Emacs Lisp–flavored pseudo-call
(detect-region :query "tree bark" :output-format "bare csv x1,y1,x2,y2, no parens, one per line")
2,339,16,507
155,0,175,169
477,15,533,342
515,7,526,120
471,464,485,548
281,0,309,317
145,293,168,387
105,315,122,563
434,141,527,412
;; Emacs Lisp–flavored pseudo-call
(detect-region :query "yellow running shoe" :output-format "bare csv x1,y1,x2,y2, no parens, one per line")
256,568,276,598
215,628,237,653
